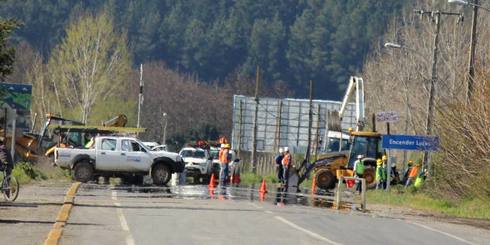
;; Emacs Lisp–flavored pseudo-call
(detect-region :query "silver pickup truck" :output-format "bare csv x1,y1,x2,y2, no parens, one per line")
54,136,184,185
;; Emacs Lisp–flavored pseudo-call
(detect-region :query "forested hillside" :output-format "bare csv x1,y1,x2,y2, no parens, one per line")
0,0,406,99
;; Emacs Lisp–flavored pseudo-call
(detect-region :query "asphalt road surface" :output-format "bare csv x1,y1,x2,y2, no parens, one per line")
0,180,70,245
57,184,490,245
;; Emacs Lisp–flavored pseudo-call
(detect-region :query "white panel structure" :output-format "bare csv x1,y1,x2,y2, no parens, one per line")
231,95,356,154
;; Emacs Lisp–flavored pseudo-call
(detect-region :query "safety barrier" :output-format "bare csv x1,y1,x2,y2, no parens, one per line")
334,176,366,211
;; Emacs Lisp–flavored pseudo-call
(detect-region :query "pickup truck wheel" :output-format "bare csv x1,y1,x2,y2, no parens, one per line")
152,164,171,186
73,161,94,183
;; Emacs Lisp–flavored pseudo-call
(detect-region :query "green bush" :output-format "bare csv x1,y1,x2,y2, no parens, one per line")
11,162,47,184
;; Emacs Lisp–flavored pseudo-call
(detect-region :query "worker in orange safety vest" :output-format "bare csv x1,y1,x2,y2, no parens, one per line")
281,147,292,188
405,160,421,187
219,144,231,185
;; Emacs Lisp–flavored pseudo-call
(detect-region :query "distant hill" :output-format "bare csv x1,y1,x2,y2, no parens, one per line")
0,0,407,99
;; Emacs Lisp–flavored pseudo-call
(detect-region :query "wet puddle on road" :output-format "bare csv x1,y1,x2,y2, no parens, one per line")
79,183,338,209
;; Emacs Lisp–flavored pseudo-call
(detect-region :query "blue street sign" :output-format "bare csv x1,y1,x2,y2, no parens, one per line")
382,134,439,151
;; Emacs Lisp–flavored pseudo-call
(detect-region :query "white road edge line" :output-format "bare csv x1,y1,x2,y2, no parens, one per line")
274,216,343,245
249,202,262,209
112,191,137,245
409,222,475,245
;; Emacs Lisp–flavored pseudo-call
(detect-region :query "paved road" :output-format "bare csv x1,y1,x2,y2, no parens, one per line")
0,180,70,245
60,184,490,245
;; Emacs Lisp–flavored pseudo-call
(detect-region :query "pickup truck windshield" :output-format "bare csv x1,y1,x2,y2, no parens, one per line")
181,150,205,158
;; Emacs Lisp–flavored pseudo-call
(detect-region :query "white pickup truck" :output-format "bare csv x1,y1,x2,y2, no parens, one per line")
54,136,184,185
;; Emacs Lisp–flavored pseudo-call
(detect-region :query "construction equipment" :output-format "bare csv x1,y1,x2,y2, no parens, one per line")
102,114,128,127
11,114,133,161
296,76,384,190
11,114,83,161
43,120,144,159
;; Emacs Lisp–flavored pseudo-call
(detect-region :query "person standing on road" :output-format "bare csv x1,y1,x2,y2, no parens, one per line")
375,159,386,190
402,160,414,185
281,147,291,187
353,155,365,194
275,148,284,183
405,160,421,187
219,144,231,185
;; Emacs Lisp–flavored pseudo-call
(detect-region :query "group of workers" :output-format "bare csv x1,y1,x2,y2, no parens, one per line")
274,147,292,187
352,154,426,193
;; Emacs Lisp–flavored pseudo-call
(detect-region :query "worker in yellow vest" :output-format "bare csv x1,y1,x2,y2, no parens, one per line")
353,155,365,193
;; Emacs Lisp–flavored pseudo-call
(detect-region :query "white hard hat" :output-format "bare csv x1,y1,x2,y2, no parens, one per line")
279,147,284,153
357,155,363,159
284,147,289,152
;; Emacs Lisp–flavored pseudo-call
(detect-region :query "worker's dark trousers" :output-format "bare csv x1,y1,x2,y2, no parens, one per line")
219,163,229,185
356,174,364,193
276,164,283,182
282,165,289,187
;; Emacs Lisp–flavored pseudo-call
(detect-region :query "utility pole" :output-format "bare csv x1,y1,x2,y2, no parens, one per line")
251,66,260,174
305,80,313,163
415,10,462,173
467,0,479,104
137,64,143,130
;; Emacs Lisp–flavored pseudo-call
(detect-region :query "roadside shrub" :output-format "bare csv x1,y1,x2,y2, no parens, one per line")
12,162,47,184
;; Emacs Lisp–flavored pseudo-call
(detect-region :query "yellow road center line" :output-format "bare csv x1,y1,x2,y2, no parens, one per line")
43,182,81,245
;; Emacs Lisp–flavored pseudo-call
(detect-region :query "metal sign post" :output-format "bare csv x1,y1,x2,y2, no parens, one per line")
377,112,399,191
10,109,16,162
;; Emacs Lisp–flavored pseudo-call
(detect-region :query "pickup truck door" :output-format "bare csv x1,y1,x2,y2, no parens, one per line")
121,140,152,171
97,138,123,171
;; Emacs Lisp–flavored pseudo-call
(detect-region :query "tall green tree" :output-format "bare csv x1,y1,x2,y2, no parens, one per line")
49,12,131,123
0,18,17,80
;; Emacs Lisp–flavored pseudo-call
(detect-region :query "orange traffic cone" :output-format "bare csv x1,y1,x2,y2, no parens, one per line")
259,179,267,193
311,178,317,194
208,173,216,189
259,192,266,202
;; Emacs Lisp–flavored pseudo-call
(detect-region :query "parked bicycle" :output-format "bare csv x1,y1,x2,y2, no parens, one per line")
1,164,19,202
0,145,19,202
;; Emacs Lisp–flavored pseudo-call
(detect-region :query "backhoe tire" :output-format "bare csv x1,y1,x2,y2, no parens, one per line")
73,161,94,183
315,169,336,190
152,164,171,186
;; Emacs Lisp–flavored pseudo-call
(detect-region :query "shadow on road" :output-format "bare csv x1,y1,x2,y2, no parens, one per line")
75,203,261,213
0,218,101,226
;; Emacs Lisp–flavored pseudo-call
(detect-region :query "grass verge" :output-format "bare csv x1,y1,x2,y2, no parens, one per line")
240,172,280,185
1,161,70,185
367,187,490,220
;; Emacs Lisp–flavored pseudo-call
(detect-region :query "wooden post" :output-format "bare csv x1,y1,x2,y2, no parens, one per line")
314,105,321,161
251,66,261,174
323,109,329,151
306,80,313,163
296,103,302,147
237,100,243,158
273,101,283,151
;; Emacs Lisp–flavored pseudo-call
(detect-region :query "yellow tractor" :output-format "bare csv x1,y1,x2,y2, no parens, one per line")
296,77,384,191
312,131,384,190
